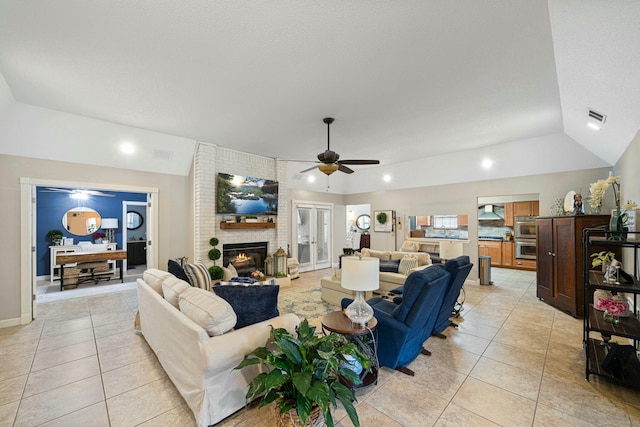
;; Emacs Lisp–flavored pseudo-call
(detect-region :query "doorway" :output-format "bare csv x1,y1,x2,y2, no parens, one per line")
292,202,332,273
122,201,148,275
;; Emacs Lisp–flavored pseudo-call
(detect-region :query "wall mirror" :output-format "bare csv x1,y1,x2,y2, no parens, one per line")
127,211,144,230
355,214,370,231
62,207,102,236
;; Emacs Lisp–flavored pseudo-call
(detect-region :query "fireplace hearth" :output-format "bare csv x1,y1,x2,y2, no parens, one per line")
222,242,268,277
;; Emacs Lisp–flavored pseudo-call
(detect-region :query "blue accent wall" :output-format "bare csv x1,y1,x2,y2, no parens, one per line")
37,188,146,276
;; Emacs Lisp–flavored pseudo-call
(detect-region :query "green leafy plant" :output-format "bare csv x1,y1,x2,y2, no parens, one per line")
235,319,369,427
208,237,221,265
591,251,615,268
208,265,224,280
46,229,64,243
376,211,387,224
209,237,219,247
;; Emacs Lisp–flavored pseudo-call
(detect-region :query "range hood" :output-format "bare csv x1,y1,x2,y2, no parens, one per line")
478,204,503,221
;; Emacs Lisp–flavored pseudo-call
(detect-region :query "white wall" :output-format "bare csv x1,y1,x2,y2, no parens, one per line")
615,129,640,273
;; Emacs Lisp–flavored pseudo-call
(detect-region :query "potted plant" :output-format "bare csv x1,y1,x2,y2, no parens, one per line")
92,231,106,244
208,265,224,280
46,229,64,245
235,319,369,427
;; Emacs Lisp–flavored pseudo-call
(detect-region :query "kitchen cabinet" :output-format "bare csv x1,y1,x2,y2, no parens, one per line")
501,241,514,267
514,201,539,217
478,241,502,266
457,215,468,227
504,203,514,227
127,241,147,266
536,215,613,317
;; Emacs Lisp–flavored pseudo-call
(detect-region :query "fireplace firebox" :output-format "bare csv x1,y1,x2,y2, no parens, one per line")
222,242,268,277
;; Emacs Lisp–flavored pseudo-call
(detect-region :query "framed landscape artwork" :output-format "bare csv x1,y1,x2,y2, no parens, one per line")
374,210,394,232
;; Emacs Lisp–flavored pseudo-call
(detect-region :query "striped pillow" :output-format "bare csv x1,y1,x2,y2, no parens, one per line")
184,262,211,291
399,255,418,275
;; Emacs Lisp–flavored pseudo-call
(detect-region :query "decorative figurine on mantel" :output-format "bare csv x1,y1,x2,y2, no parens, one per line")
573,193,584,215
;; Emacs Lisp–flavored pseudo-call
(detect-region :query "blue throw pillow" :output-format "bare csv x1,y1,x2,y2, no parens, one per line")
379,259,400,273
212,285,280,329
168,259,190,282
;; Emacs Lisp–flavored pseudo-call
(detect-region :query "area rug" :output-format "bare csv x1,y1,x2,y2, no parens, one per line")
278,283,337,330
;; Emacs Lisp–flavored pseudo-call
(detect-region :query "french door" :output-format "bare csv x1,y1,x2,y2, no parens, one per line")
293,202,332,272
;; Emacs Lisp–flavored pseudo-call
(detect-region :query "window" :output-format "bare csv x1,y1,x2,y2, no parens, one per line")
433,215,458,229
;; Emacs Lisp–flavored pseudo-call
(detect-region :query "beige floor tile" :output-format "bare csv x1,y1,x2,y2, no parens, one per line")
0,353,34,382
401,354,467,400
459,310,507,329
95,328,145,353
425,341,481,376
106,377,186,427
452,377,536,427
136,402,197,427
31,339,97,371
0,328,42,347
0,374,27,405
102,355,167,398
98,337,155,372
14,375,104,427
366,376,449,426
470,357,542,400
482,341,545,373
492,326,550,354
434,403,500,426
90,310,135,327
38,402,110,427
336,402,402,427
0,340,38,362
533,403,598,426
453,320,499,340
0,320,43,337
36,327,95,352
0,400,19,426
23,355,100,398
93,318,135,339
445,330,491,355
41,316,93,338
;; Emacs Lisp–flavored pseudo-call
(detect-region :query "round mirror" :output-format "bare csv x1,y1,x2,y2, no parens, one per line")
126,211,144,230
62,207,102,236
355,214,371,231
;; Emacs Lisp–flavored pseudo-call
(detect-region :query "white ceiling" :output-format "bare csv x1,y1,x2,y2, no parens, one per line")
0,1,638,191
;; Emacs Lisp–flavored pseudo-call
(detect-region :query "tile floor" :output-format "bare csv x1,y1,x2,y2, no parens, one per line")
1,268,640,426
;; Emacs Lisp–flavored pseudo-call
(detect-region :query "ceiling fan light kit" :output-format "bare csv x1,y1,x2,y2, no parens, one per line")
299,117,381,176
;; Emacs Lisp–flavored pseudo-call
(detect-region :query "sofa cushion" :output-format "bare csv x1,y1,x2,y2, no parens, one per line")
213,285,280,329
378,271,409,286
162,277,191,308
379,259,400,273
389,251,431,266
400,241,421,252
178,287,237,336
361,248,391,260
142,269,174,295
184,262,211,290
167,259,189,282
419,243,439,254
399,255,419,275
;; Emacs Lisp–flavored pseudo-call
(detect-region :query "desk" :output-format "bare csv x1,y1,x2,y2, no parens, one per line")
56,250,127,291
321,311,378,389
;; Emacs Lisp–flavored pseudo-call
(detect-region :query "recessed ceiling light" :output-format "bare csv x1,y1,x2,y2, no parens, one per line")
587,122,600,131
307,175,316,183
383,174,392,182
482,159,493,169
120,142,136,155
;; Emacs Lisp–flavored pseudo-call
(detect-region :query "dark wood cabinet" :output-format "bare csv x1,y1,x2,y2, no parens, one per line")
359,234,371,249
127,241,147,266
536,215,612,317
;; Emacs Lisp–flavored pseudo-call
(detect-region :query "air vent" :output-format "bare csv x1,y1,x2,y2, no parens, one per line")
588,108,606,123
153,149,173,160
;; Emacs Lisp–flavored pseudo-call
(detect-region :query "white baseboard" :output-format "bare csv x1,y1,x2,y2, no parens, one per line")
0,317,24,329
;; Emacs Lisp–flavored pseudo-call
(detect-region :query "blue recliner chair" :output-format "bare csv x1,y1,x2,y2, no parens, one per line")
431,256,473,338
342,265,450,376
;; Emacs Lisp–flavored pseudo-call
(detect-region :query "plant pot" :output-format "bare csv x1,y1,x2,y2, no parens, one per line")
275,405,324,427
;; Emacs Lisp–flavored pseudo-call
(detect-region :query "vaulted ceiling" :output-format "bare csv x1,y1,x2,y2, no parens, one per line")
0,1,638,194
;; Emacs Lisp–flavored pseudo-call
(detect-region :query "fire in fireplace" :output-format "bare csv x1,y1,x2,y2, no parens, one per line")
222,242,268,277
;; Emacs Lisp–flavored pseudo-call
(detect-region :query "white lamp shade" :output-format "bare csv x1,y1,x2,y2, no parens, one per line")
439,241,463,261
102,218,118,229
341,256,379,291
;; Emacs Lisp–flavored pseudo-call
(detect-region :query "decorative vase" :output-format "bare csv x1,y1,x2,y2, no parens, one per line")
609,212,627,241
603,311,620,325
275,405,324,427
590,205,602,215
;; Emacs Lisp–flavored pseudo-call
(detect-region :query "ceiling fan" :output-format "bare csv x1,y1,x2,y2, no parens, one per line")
39,188,115,198
299,118,380,175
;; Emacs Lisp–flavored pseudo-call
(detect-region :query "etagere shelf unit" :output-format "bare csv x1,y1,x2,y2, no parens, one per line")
583,228,640,389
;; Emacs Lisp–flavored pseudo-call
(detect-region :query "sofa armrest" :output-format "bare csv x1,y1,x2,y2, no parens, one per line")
201,313,300,372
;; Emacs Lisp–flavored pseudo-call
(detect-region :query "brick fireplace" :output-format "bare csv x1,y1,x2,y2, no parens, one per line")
222,242,268,277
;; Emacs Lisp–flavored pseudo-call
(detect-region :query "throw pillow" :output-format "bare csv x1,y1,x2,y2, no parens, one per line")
142,269,173,295
184,262,211,291
379,259,401,273
213,285,280,329
178,287,237,336
399,255,418,275
168,259,189,282
400,241,420,252
227,263,238,278
222,266,234,281
162,277,191,308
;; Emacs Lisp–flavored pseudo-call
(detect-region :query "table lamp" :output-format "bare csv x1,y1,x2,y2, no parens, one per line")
341,256,379,328
101,218,118,243
439,241,463,262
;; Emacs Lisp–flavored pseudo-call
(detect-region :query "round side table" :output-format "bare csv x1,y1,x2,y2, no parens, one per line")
321,311,379,389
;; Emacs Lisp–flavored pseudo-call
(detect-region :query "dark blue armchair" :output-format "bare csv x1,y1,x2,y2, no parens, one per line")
431,256,473,338
342,265,450,376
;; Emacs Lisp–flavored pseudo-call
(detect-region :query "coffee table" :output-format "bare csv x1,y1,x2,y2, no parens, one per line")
320,311,379,389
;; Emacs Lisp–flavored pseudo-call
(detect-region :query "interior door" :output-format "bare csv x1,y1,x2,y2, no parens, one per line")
293,203,332,272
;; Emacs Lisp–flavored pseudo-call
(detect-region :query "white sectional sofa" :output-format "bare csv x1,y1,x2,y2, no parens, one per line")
137,269,300,427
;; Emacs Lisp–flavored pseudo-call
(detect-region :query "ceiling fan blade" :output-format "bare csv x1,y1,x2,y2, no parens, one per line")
338,159,380,165
86,190,115,197
338,164,355,174
44,187,73,193
299,165,320,173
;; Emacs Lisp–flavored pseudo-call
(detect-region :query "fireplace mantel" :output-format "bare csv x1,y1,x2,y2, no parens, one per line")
220,222,276,230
